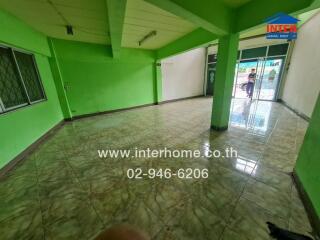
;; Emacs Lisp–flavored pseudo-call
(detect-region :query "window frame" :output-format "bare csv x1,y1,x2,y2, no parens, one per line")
0,44,47,115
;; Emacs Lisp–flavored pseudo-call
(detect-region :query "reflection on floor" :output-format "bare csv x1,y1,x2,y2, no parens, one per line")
0,98,313,239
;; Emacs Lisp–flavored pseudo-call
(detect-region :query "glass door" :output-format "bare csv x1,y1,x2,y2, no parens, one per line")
257,57,284,101
233,59,259,99
233,57,284,101
251,58,266,100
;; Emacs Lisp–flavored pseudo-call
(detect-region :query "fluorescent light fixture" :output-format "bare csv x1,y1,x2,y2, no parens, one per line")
139,31,157,46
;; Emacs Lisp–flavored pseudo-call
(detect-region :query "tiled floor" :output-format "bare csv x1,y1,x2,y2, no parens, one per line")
0,98,314,240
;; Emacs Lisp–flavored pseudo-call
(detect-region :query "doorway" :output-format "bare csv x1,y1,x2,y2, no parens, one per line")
206,43,289,101
232,57,284,101
205,53,217,96
206,62,216,95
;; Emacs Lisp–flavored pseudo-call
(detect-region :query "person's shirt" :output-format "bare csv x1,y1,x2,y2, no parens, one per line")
248,73,256,83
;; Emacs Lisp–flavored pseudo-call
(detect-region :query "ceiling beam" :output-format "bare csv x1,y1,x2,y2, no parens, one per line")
309,0,320,8
236,0,313,32
106,0,127,58
144,0,233,36
156,28,217,60
294,0,320,16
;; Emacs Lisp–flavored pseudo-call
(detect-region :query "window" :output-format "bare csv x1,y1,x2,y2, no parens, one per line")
0,46,46,113
267,43,289,57
241,46,267,59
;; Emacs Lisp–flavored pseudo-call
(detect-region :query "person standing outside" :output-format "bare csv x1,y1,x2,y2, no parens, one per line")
246,68,256,98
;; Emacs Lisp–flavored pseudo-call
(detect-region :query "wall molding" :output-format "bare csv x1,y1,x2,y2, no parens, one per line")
159,95,205,105
1,95,210,175
277,99,310,121
0,96,207,177
0,120,65,180
72,95,206,120
71,102,157,120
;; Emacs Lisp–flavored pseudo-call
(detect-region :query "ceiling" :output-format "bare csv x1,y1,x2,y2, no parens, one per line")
0,0,197,49
239,7,320,39
121,0,196,49
0,0,110,44
220,0,252,8
0,0,316,50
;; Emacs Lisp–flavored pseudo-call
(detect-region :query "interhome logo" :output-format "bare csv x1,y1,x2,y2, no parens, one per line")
266,13,299,40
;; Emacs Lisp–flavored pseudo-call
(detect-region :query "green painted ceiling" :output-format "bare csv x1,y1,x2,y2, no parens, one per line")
239,7,320,39
122,0,196,49
0,0,197,49
0,0,317,50
220,0,252,8
0,0,110,44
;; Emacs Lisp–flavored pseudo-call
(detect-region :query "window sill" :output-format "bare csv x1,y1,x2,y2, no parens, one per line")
0,98,47,116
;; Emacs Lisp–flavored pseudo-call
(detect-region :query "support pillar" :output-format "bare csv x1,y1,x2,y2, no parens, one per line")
48,38,72,120
154,61,162,104
211,33,239,130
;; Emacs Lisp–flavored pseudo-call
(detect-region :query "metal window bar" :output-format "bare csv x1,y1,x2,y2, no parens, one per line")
3,102,29,112
31,54,47,102
13,49,46,103
0,44,47,114
10,48,31,104
0,45,47,115
0,46,7,112
0,97,4,112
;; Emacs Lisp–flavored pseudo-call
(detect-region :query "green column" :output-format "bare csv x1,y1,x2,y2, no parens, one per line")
48,38,72,120
211,33,239,130
154,61,162,104
295,93,320,224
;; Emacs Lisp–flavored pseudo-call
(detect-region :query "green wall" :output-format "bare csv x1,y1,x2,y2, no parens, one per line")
295,93,320,219
52,39,157,117
0,10,63,168
0,9,50,56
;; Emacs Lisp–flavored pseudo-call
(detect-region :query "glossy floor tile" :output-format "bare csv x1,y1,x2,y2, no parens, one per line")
0,98,314,240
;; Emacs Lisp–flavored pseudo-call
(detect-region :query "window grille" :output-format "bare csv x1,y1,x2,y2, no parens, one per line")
0,46,46,114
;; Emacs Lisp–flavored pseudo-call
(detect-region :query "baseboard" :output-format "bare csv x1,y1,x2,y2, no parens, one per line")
71,102,157,120
292,171,320,237
72,96,205,120
159,95,205,104
0,120,65,179
278,99,310,122
211,125,228,131
0,97,205,177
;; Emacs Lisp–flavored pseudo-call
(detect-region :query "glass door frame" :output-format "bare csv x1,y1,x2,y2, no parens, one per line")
232,58,265,99
264,55,287,101
233,54,288,102
251,58,266,101
205,43,290,101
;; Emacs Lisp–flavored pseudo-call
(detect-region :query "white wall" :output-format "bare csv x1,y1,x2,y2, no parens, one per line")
281,12,320,118
161,48,206,101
